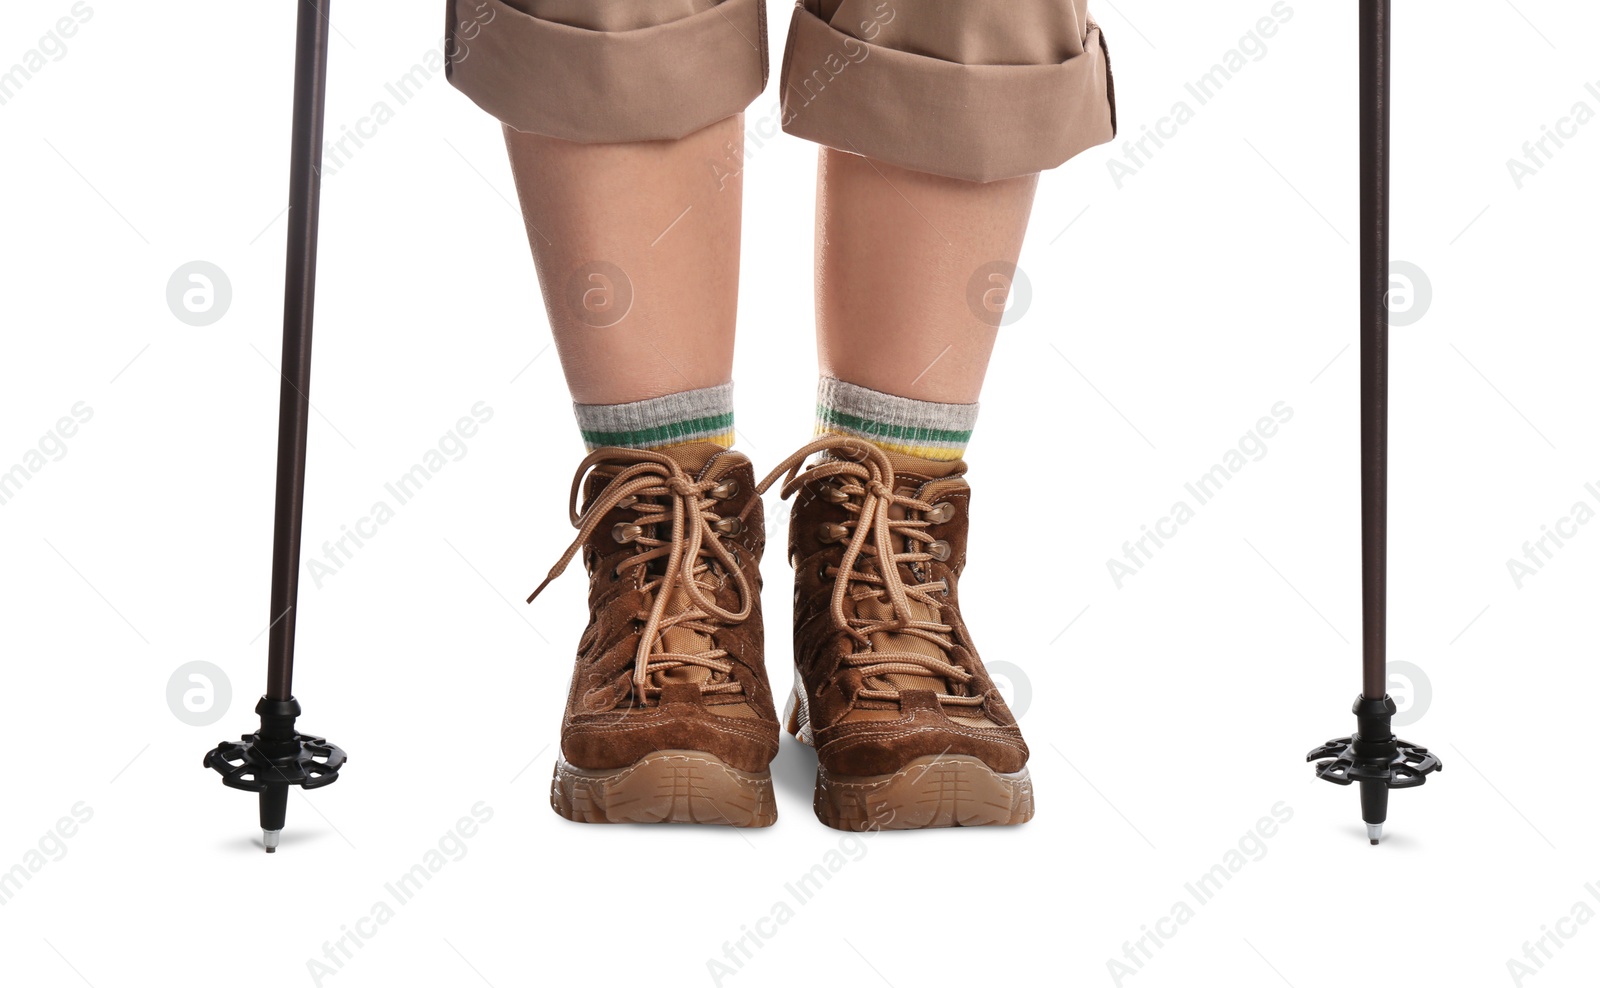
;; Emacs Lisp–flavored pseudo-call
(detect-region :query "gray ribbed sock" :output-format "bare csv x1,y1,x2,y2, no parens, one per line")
574,382,735,451
814,377,977,462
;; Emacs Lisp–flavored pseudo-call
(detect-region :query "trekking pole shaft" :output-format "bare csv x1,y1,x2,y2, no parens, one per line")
266,0,332,701
1358,0,1390,700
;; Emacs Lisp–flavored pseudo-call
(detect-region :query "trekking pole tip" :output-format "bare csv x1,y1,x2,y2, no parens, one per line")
264,829,282,853
1366,822,1383,845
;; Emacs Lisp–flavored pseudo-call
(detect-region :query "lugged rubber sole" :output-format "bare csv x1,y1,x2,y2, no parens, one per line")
786,681,1034,831
551,750,776,827
815,755,1034,831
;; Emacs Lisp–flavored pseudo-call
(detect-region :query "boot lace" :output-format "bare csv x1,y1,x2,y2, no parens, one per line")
528,448,752,703
758,436,981,708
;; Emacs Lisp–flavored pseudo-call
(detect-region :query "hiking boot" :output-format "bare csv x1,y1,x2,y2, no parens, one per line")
530,443,778,826
759,435,1033,831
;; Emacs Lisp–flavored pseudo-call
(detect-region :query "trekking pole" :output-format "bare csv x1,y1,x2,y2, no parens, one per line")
1306,0,1441,844
203,0,347,853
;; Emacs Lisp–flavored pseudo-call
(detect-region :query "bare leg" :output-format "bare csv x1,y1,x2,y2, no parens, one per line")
503,114,744,405
814,148,1039,404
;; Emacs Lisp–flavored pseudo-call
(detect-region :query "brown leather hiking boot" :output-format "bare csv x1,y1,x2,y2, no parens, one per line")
759,436,1033,831
529,443,778,826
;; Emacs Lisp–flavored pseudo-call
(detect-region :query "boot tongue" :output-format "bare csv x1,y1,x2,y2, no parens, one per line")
653,579,758,717
660,441,727,474
656,581,715,685
876,451,965,522
884,450,965,481
855,593,952,696
647,444,745,691
849,451,963,698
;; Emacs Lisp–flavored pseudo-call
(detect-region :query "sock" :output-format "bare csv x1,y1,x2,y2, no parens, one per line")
574,382,735,451
814,377,977,463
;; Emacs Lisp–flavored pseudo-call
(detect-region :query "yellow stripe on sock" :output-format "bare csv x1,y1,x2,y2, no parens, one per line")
815,425,963,461
657,430,735,451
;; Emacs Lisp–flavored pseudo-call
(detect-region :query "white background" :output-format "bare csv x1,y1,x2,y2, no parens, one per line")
1,1,1597,986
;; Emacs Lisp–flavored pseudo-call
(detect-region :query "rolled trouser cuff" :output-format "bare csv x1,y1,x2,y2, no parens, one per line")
779,4,1116,183
446,0,769,143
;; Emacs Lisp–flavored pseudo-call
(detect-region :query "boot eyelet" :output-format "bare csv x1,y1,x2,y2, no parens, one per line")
925,502,955,524
818,484,849,504
709,480,740,500
612,522,643,543
610,567,621,582
729,546,742,567
714,516,746,537
927,540,951,562
818,522,849,543
615,495,639,509
817,562,831,582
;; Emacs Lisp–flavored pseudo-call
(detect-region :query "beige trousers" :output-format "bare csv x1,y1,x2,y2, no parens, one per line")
445,0,1116,182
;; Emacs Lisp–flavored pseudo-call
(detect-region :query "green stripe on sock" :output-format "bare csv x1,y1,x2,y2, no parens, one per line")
814,406,972,446
573,383,735,451
579,411,734,448
812,378,979,461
